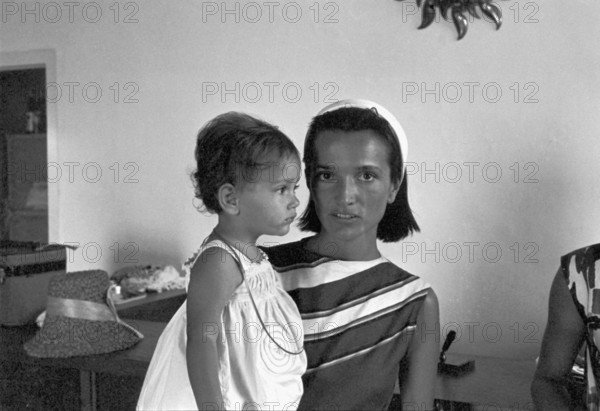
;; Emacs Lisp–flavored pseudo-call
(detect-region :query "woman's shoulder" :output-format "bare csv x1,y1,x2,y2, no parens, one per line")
260,237,327,271
380,256,417,275
379,256,430,287
561,243,600,260
560,243,600,278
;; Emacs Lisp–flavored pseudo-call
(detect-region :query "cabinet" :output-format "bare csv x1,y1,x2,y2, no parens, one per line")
0,134,48,242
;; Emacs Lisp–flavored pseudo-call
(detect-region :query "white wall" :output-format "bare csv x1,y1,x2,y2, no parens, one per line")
2,0,599,359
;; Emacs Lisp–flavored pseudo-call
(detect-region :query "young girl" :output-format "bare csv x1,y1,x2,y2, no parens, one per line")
137,112,307,410
264,99,439,410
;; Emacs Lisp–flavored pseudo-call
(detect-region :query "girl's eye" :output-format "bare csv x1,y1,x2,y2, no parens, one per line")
278,184,299,194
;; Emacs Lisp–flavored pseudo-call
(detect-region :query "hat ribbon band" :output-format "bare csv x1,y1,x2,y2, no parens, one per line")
44,285,144,339
46,296,117,322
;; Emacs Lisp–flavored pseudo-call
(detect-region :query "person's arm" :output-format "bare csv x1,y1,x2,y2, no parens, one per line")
186,248,242,411
531,268,586,410
399,288,440,410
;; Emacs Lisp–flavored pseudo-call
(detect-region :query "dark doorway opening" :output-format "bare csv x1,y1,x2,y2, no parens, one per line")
0,68,48,242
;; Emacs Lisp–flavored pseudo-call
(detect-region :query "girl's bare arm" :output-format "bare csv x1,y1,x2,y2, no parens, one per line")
186,248,242,410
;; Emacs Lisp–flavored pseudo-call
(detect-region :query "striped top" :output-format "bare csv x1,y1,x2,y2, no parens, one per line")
263,238,431,411
562,243,600,410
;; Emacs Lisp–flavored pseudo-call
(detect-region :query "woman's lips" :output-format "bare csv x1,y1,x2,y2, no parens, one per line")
332,213,359,220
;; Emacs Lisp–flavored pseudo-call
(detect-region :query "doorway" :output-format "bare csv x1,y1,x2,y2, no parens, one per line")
0,68,48,242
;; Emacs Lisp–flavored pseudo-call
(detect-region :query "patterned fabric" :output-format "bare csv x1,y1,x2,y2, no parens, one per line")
263,237,431,411
137,239,306,410
562,243,600,410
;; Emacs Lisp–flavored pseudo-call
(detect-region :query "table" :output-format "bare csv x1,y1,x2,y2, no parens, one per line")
115,288,186,322
0,320,165,410
0,289,185,410
434,353,536,411
1,319,539,411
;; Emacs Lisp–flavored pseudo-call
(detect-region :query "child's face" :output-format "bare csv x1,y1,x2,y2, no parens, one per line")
236,153,301,239
311,130,399,245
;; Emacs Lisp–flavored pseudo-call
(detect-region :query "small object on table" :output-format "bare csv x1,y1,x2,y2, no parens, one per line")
111,265,186,298
438,330,475,376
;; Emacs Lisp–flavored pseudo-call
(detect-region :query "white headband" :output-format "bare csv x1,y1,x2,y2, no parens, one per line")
316,99,408,182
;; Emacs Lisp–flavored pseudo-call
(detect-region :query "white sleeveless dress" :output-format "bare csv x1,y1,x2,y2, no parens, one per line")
137,239,306,410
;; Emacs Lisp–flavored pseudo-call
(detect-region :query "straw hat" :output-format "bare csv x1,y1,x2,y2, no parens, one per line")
24,270,143,358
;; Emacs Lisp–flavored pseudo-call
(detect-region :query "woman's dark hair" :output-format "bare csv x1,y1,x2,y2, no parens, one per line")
298,107,419,242
192,112,299,214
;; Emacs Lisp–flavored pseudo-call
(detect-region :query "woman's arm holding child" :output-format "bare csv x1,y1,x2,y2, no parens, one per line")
186,248,242,411
399,289,440,410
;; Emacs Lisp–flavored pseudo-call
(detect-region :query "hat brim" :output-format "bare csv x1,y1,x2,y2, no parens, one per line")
24,315,142,358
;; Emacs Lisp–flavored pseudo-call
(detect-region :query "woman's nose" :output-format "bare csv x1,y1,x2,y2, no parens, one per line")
338,176,357,204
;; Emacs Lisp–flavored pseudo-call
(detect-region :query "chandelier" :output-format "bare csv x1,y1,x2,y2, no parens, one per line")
397,0,503,40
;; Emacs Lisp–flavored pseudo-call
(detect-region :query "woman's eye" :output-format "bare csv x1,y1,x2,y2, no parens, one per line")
360,172,376,181
316,172,333,181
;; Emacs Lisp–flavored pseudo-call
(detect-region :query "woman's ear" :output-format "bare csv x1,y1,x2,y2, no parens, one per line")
387,178,402,204
218,183,240,215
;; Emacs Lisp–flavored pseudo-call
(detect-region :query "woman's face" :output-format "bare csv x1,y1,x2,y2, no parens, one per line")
311,129,400,247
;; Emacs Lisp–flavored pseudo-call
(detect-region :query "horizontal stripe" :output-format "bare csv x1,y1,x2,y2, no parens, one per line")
303,297,426,369
271,256,332,274
301,275,419,320
306,324,416,373
298,319,409,411
301,278,428,338
261,239,324,271
278,258,387,289
304,287,429,341
286,262,417,314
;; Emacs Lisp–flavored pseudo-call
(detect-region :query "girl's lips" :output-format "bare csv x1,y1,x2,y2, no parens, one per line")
284,215,296,223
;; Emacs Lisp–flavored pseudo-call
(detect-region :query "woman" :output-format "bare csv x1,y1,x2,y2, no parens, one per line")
264,99,440,410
